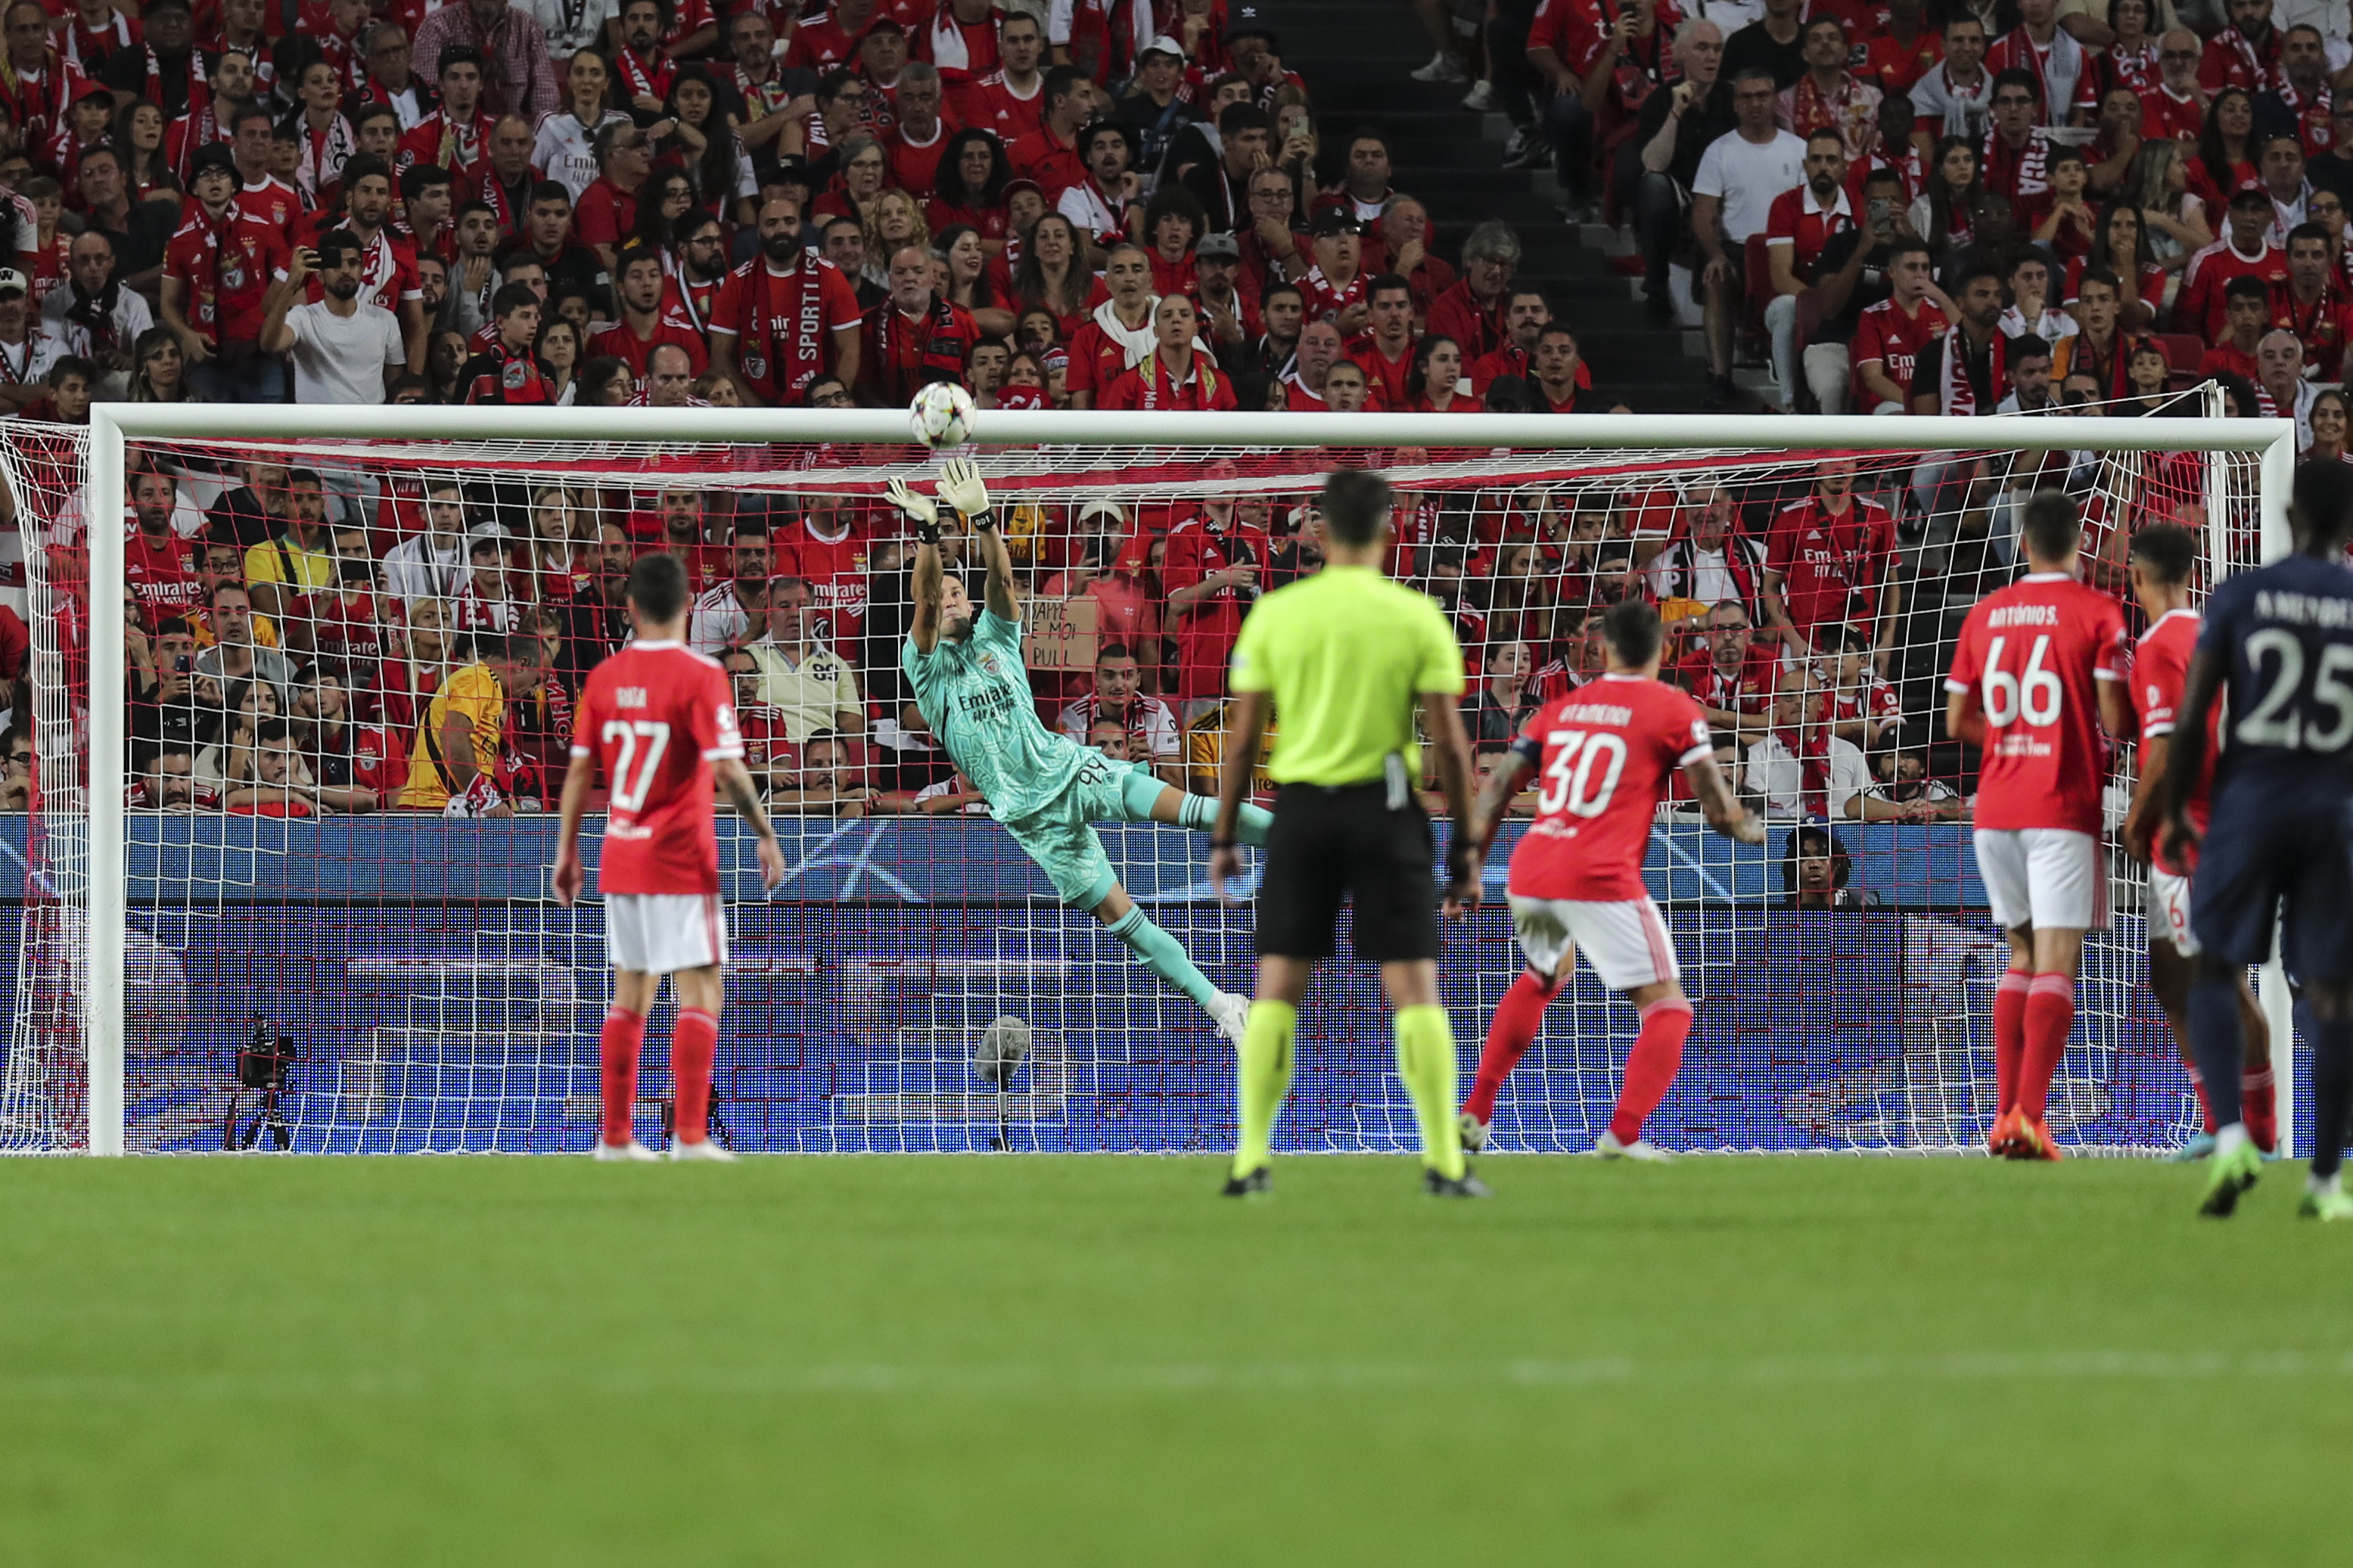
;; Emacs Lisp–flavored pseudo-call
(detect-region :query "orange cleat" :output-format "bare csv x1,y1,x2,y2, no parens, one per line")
1987,1110,2022,1157
2013,1116,2064,1161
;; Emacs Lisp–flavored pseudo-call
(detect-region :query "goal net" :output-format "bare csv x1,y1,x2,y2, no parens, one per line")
0,404,2298,1157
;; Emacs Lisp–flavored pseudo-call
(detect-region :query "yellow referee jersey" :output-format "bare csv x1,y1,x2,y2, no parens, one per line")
1227,564,1465,786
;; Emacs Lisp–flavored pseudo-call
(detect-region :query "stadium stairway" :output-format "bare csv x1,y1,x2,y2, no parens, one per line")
1282,0,1739,412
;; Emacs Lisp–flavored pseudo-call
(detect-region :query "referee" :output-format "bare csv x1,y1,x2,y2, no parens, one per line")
1208,470,1486,1198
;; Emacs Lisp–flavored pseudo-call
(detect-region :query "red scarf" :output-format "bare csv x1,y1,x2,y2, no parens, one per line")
730,252,830,400
869,293,970,402
1936,325,2007,415
478,166,529,235
292,113,355,203
615,45,673,104
62,11,135,75
187,195,260,341
1773,722,1833,818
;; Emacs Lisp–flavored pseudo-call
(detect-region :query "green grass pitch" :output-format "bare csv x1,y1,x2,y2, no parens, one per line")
4,1153,2348,1565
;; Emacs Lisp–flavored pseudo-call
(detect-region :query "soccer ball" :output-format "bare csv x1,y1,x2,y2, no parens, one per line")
909,380,976,448
974,1014,1030,1085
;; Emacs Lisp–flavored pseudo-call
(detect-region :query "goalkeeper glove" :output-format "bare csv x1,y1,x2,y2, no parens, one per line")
884,477,941,545
937,458,992,528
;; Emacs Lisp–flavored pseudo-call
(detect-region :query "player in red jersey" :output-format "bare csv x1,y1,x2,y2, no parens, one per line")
552,553,787,1162
1944,491,2133,1160
1456,599,1762,1157
2118,523,2274,1160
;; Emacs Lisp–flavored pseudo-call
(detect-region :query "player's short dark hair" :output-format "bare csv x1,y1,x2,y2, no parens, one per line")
400,162,452,202
2019,489,2081,562
1601,597,1663,667
2292,458,2353,549
1367,272,1412,302
1319,469,1393,547
2129,521,2196,585
626,551,689,623
2073,265,2122,300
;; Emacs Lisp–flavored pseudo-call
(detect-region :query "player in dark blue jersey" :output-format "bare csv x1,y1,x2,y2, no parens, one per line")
2162,461,2353,1219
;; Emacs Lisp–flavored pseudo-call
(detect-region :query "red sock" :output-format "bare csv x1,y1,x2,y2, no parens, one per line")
600,1006,646,1147
1609,997,1694,1147
1993,967,2032,1115
2243,1067,2277,1153
671,1007,720,1145
1462,970,1559,1124
2187,1065,2217,1135
2016,973,2075,1125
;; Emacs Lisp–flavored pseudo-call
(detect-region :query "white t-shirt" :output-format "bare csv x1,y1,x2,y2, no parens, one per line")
534,109,633,201
284,300,403,405
1692,128,1807,244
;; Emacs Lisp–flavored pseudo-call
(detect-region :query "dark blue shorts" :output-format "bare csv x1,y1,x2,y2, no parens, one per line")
2190,788,2353,980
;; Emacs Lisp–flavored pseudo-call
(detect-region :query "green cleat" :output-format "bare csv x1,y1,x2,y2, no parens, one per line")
1221,1166,1272,1200
2299,1183,2353,1222
2199,1138,2262,1218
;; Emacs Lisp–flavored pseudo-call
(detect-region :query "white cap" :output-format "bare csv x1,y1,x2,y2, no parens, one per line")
1140,34,1185,57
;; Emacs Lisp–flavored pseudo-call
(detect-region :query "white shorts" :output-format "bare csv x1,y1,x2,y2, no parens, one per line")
2149,865,2199,955
1972,828,2108,933
1507,893,1680,992
605,892,729,975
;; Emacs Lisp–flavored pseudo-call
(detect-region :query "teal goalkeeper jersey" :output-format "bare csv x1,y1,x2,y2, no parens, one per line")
902,607,1092,821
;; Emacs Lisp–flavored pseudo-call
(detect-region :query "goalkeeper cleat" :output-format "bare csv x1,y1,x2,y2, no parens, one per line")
1424,1165,1494,1198
1458,1111,1490,1153
1596,1131,1672,1162
593,1140,658,1162
2167,1132,2218,1163
1221,1166,1272,1199
667,1137,738,1163
2199,1138,2262,1218
1208,991,1250,1051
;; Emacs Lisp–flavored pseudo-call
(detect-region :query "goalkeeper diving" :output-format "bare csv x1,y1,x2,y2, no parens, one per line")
895,460,1268,1045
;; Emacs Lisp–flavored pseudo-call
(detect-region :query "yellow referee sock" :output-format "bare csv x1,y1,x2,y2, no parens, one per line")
1232,1000,1296,1178
1395,1005,1466,1180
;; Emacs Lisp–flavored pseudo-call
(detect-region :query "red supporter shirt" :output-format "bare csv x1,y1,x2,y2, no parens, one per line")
345,723,408,800
1096,353,1240,409
1009,124,1085,194
1866,29,1942,93
124,529,202,629
394,110,494,185
1943,570,2128,834
1764,186,1856,283
978,70,1045,140
573,175,639,251
162,198,292,346
786,12,869,70
572,640,744,896
707,250,866,403
587,312,711,379
2179,238,2289,340
1764,495,1900,640
1673,645,1776,715
2133,606,2214,871
772,516,869,650
1161,513,1270,700
1344,334,1416,408
1297,264,1364,324
2140,82,2205,142
1848,294,1944,405
1506,673,1712,902
1063,312,1140,399
2267,278,2353,379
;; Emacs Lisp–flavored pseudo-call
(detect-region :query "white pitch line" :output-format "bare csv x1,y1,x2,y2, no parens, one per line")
9,1349,2353,1402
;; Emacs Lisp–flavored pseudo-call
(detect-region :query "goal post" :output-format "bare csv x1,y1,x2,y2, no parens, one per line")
31,405,2304,1156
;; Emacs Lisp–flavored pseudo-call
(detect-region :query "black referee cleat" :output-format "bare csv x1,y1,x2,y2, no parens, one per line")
1424,1165,1493,1199
1221,1166,1272,1199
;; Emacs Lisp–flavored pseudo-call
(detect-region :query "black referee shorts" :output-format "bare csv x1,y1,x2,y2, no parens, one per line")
1256,781,1441,964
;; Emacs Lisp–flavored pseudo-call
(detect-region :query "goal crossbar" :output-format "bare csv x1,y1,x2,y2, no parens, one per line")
75,410,2300,1156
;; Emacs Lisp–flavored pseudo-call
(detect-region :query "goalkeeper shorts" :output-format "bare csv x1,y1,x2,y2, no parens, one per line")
999,755,1151,909
605,893,729,975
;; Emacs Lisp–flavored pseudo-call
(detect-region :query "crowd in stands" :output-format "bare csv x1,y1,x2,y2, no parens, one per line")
0,0,1624,416
1424,0,2353,419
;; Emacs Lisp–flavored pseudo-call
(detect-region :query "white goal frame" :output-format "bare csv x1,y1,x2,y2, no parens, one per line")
76,405,2300,1156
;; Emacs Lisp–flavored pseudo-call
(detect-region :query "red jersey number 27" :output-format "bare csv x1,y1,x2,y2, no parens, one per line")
605,719,673,812
1981,635,2062,727
1539,730,1627,818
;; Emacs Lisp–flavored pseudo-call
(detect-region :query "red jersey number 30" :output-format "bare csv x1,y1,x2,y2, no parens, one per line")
1537,730,1629,818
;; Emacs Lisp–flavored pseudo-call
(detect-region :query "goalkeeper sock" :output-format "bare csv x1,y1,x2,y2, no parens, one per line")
1609,996,1693,1147
671,1007,719,1145
2243,1067,2278,1154
1173,792,1273,846
1464,969,1559,1124
1394,1004,1465,1180
2016,973,2074,1124
1993,965,2032,1115
599,1006,646,1147
2187,975,2246,1129
1233,1000,1295,1176
1105,905,1217,1007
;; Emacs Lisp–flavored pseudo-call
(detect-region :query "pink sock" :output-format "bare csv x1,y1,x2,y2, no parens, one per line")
671,1007,720,1146
1462,970,1559,1124
600,1006,646,1147
1609,997,1694,1147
